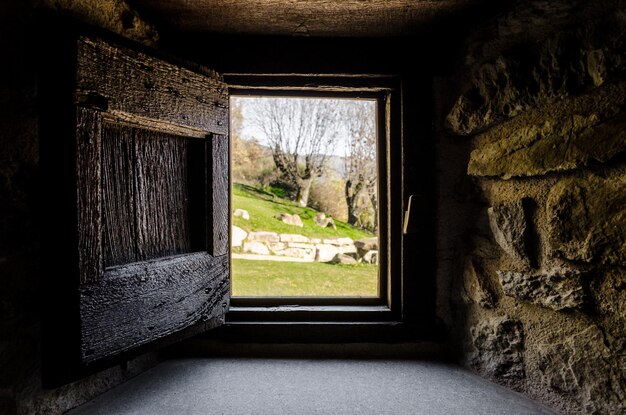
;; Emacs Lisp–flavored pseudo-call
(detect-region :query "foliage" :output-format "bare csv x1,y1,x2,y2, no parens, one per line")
232,183,374,240
231,258,378,297
343,100,378,231
308,177,348,222
247,98,347,207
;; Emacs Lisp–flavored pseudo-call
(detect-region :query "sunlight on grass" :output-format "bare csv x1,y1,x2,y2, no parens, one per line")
231,258,378,297
232,183,374,241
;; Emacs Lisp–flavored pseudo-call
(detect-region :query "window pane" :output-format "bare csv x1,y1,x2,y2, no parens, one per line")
230,96,378,297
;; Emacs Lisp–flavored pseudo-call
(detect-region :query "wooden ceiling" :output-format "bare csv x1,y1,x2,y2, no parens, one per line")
131,0,496,37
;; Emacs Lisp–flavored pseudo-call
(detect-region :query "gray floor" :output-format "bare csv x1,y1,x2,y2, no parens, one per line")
68,358,555,415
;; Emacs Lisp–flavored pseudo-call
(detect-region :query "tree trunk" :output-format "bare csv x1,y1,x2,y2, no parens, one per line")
296,178,313,207
345,179,360,225
370,192,378,233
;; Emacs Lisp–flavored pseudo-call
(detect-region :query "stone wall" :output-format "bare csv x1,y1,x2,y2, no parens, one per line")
436,1,626,413
233,227,379,264
0,1,160,414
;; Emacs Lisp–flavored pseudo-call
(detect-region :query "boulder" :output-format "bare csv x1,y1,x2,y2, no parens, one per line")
314,213,336,229
275,213,304,227
335,237,354,245
339,244,357,255
287,242,315,249
278,247,315,260
279,233,310,243
362,250,378,265
355,237,378,258
469,316,525,381
315,244,340,262
330,253,358,265
243,241,270,255
233,208,250,220
247,231,279,243
487,200,529,265
231,225,247,247
498,268,587,311
267,242,287,253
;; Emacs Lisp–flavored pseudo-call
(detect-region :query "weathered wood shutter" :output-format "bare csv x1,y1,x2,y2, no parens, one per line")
41,29,229,384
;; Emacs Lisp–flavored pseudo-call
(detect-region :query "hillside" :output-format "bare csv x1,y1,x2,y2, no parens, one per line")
232,183,375,241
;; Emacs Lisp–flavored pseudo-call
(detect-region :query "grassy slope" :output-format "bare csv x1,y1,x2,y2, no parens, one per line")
232,258,378,297
232,183,374,240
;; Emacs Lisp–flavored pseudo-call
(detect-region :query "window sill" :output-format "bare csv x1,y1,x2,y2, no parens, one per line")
199,320,444,344
227,305,394,323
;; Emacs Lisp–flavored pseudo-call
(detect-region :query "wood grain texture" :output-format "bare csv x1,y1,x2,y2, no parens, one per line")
73,33,230,364
76,36,228,135
134,129,192,262
102,122,137,267
208,134,229,256
79,253,229,362
132,0,486,36
76,107,103,284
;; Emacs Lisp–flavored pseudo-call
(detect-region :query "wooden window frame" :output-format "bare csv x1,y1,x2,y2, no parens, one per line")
224,75,403,325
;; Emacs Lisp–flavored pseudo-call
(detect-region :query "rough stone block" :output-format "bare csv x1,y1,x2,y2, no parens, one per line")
498,268,586,311
267,242,287,253
330,253,358,265
446,20,626,136
339,244,357,254
231,226,247,248
287,242,315,249
355,237,379,259
467,82,626,178
233,208,250,220
315,244,340,262
487,200,529,265
243,241,270,255
247,231,280,243
354,237,378,251
547,169,626,265
469,316,525,380
461,259,497,309
278,247,315,260
279,233,309,243
274,213,303,227
537,325,624,413
362,250,378,265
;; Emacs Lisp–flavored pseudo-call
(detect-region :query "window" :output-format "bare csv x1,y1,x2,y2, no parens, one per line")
42,24,431,385
230,96,379,298
223,75,402,325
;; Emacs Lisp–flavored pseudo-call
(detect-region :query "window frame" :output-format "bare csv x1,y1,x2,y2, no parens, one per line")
225,74,403,324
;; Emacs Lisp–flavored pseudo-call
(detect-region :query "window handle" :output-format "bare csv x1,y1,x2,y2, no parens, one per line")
403,194,422,235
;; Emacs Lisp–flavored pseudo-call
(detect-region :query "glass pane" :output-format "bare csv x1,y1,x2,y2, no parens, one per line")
230,96,378,297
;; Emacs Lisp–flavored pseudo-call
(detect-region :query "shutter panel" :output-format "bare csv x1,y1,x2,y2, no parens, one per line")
41,31,230,382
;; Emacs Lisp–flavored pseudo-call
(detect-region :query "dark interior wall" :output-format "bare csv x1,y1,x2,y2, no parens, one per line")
2,0,624,414
434,1,626,413
0,1,162,414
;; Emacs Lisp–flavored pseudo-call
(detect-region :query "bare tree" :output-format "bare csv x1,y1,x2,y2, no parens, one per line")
252,98,341,207
344,101,377,229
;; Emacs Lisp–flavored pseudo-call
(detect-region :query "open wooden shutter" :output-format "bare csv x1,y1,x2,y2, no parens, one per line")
40,29,229,385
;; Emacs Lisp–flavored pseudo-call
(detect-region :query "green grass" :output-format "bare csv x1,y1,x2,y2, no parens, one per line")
232,183,374,240
231,258,378,297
